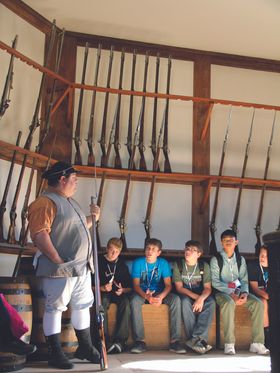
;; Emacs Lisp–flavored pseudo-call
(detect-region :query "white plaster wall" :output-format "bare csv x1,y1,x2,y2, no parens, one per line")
0,5,44,275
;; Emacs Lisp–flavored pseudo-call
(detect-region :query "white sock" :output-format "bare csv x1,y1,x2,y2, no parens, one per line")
71,308,90,330
43,311,62,336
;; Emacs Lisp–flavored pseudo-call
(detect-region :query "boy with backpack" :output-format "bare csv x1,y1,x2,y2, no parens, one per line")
210,229,269,355
173,240,215,354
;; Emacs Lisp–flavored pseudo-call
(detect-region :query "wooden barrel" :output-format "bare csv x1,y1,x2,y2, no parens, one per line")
30,287,78,360
0,354,25,373
0,276,33,372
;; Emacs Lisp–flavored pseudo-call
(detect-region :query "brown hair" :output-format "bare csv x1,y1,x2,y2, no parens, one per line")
107,237,123,251
185,240,203,255
145,238,162,250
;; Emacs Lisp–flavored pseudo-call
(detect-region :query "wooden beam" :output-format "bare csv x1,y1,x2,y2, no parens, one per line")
192,57,211,250
40,35,77,162
0,0,58,34
68,31,280,74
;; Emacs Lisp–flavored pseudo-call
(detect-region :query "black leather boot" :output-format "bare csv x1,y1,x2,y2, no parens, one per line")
74,328,100,364
47,334,74,370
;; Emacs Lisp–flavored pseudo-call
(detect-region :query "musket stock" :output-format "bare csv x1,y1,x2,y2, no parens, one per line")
99,46,113,167
87,44,102,166
74,42,89,165
0,35,18,120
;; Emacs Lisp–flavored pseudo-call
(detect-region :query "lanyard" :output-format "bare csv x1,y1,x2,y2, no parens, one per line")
106,258,118,283
184,262,197,290
227,256,235,282
145,260,157,290
260,265,268,289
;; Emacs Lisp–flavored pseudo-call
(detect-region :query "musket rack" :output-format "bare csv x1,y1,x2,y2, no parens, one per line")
0,32,280,256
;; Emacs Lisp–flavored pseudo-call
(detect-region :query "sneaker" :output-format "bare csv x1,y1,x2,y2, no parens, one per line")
200,339,212,353
107,343,117,354
107,341,124,354
224,343,235,355
249,343,269,355
130,341,147,354
191,339,206,354
186,337,205,354
169,341,186,354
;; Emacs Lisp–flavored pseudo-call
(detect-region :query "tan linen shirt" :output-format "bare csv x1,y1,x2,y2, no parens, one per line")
28,192,57,241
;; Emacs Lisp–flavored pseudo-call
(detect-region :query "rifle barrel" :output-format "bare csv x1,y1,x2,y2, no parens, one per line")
137,52,149,171
0,131,22,242
87,44,102,166
91,196,108,370
0,35,18,119
126,50,137,169
254,110,277,254
74,43,89,165
163,56,172,173
209,106,232,255
231,108,255,236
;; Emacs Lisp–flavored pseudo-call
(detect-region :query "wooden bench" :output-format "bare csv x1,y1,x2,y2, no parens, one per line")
218,304,252,350
107,303,216,349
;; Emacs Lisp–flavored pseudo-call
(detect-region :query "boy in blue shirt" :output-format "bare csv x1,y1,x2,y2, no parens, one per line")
130,238,185,354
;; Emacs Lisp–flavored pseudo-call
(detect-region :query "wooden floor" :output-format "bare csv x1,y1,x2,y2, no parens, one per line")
13,350,270,373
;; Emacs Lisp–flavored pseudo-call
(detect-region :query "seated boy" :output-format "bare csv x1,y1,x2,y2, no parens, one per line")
98,237,132,353
173,240,215,354
210,229,269,355
130,238,185,354
248,245,270,347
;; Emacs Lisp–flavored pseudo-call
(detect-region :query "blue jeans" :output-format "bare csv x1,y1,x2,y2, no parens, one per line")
130,292,182,342
181,295,215,342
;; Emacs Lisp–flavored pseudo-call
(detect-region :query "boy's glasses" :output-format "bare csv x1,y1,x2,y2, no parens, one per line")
222,238,236,243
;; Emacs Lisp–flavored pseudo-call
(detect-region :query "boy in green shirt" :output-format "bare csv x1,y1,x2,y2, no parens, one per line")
173,240,215,354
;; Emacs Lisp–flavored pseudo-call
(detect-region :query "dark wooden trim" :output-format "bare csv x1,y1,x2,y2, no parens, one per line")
67,31,280,73
40,35,77,162
0,0,60,34
192,57,211,250
1,139,279,190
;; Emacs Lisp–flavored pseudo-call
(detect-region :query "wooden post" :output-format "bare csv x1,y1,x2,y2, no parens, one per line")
192,57,211,251
40,34,76,162
263,230,280,373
